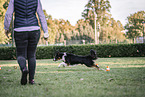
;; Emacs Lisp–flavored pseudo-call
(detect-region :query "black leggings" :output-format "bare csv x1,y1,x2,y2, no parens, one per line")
14,30,40,80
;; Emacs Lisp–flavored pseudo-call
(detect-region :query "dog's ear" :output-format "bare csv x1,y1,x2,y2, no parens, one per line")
90,49,96,55
90,49,97,59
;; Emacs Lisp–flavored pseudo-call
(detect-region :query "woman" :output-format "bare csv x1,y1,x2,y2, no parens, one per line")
4,0,49,85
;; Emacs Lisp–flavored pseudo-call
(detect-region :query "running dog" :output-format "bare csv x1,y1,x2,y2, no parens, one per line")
53,49,100,70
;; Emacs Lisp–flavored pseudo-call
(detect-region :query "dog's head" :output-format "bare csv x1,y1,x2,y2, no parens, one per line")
53,51,66,61
53,51,61,61
90,49,98,60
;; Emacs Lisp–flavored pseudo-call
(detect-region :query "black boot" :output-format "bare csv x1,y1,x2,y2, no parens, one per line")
21,69,28,85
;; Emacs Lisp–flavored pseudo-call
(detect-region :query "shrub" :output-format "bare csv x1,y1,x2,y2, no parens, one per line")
0,44,144,60
0,47,16,60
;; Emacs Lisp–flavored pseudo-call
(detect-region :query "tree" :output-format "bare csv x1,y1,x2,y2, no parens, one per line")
82,0,125,43
82,0,111,28
125,11,145,40
75,19,94,43
0,0,10,44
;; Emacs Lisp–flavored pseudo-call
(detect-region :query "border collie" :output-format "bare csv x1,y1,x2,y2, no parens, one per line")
53,49,100,70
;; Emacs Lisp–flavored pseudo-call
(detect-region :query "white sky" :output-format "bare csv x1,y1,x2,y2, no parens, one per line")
41,0,145,26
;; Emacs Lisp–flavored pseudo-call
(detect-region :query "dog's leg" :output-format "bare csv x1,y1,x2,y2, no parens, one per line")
63,63,67,67
92,64,100,70
58,62,66,68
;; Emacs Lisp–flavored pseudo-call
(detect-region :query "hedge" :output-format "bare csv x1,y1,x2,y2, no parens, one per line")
0,44,145,60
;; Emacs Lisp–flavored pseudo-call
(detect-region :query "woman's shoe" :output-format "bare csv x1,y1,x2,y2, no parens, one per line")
21,69,28,85
29,79,35,85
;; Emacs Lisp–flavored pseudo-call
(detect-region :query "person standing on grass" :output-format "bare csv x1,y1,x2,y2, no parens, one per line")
4,0,49,85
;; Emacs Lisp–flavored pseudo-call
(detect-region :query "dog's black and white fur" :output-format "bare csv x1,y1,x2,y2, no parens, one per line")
53,49,99,70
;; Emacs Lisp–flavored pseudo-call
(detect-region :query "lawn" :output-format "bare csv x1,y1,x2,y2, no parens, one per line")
0,57,145,97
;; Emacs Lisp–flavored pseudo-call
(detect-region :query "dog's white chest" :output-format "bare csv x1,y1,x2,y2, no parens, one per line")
61,52,67,62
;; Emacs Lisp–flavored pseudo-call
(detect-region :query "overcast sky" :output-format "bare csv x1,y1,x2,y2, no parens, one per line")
41,0,145,26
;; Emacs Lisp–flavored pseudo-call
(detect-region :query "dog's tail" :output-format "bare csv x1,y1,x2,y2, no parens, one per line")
90,49,98,60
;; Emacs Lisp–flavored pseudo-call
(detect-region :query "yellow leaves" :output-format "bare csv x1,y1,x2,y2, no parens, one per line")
0,0,10,44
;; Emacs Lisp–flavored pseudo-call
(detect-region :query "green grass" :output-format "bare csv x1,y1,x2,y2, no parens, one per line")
0,57,145,97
